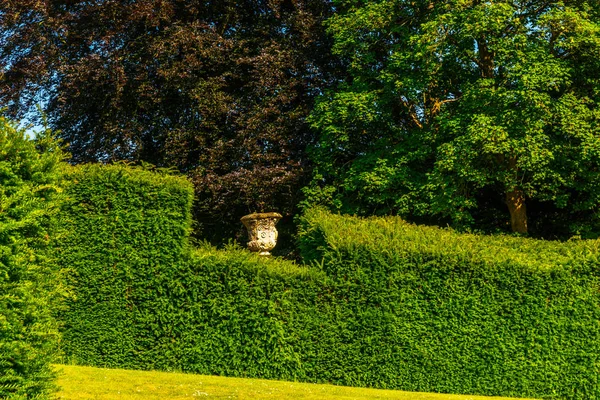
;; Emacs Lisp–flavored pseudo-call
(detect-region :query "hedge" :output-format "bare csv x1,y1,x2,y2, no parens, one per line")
53,163,330,379
162,244,327,379
56,166,600,400
54,162,327,376
0,119,66,399
296,207,600,399
55,163,194,369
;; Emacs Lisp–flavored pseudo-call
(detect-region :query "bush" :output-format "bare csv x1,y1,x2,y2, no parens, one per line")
0,119,66,399
57,167,600,399
54,163,330,377
297,208,600,399
55,163,194,369
168,244,326,379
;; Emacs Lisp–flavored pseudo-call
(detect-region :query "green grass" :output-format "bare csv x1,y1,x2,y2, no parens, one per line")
55,365,535,400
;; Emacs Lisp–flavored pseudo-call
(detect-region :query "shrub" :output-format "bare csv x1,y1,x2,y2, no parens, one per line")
297,208,600,399
54,163,194,369
168,244,326,379
53,163,329,377
0,119,65,399
57,168,600,399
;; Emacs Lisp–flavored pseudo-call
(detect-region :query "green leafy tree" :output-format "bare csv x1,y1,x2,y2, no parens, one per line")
0,118,66,398
308,0,600,234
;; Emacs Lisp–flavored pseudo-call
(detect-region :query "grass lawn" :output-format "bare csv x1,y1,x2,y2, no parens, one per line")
55,365,535,400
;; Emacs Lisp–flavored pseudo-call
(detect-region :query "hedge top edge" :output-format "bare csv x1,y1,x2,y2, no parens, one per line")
299,207,600,271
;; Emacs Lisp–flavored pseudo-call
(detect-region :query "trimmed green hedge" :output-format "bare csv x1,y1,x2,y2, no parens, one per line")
0,119,65,399
57,166,600,399
55,163,194,369
297,208,600,399
55,161,326,376
54,164,329,379
165,244,326,379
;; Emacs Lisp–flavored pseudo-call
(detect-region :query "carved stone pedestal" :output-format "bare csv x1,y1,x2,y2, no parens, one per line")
240,212,282,256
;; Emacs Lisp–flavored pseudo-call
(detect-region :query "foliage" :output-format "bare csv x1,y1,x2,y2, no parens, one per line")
0,117,66,399
55,167,600,399
0,0,340,243
54,163,194,368
307,0,600,235
297,208,600,399
53,163,319,372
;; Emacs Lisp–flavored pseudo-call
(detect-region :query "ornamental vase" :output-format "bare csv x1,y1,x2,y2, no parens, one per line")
240,212,283,256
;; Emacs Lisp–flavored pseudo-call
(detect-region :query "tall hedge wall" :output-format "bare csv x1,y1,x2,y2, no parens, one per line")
54,161,326,375
297,208,600,400
55,163,194,369
57,167,600,400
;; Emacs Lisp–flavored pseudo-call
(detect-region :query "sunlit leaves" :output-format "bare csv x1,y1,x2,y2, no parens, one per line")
308,0,600,235
0,118,66,399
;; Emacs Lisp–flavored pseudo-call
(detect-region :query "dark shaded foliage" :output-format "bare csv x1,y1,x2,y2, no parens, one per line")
0,0,339,242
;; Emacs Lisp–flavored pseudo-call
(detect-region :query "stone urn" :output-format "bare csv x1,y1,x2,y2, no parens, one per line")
241,212,282,256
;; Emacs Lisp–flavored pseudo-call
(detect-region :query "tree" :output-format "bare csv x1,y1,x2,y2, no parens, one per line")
307,0,600,234
0,0,338,243
0,118,66,398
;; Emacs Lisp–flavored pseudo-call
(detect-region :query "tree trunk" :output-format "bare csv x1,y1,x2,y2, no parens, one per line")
477,38,495,78
505,189,528,234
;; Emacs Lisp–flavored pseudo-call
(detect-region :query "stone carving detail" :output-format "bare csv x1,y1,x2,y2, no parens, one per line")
240,212,283,256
